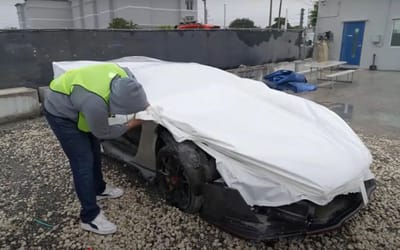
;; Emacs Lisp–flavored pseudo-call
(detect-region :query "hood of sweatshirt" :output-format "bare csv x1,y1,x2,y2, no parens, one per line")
109,77,149,115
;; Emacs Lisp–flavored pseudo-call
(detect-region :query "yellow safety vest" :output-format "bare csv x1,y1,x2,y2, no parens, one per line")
49,63,128,132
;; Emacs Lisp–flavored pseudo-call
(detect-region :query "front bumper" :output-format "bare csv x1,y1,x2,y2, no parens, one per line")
200,179,376,241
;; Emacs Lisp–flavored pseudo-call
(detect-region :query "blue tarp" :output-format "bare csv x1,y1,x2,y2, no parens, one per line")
263,70,317,93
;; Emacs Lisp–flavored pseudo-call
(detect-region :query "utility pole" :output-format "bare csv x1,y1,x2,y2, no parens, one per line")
284,8,288,30
224,4,227,28
202,0,208,24
300,8,305,29
277,0,283,30
269,0,273,28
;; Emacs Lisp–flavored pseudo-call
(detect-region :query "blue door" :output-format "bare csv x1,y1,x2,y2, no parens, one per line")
340,21,365,65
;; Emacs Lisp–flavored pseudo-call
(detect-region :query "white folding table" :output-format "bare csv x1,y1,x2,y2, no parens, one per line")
309,61,347,82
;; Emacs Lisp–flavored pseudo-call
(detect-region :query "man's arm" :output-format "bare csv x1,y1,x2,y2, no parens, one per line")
70,86,141,139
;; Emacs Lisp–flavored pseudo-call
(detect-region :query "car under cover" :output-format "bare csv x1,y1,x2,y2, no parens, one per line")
52,56,374,208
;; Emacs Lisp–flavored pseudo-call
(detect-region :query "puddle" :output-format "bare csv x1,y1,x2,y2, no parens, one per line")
324,102,354,121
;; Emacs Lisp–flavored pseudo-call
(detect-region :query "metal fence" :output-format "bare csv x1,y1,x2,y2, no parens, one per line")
0,29,302,89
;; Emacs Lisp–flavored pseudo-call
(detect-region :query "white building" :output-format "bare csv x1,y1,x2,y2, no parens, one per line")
316,0,400,70
15,0,198,29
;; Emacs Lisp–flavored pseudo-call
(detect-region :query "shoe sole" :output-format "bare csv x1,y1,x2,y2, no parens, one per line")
80,223,117,235
96,190,124,201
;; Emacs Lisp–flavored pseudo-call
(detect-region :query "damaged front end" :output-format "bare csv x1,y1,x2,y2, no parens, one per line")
200,179,376,241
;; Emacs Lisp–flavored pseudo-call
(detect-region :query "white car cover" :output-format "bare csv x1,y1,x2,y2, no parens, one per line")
52,57,374,207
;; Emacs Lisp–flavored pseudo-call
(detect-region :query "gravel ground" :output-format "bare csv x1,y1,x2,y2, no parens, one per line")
0,117,399,249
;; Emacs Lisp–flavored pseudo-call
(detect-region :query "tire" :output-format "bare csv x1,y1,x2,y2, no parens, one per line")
156,142,205,214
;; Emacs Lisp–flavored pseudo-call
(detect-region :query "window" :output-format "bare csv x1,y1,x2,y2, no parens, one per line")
185,0,193,10
391,19,400,46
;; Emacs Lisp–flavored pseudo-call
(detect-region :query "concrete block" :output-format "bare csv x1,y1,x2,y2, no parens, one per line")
38,86,50,103
0,87,41,124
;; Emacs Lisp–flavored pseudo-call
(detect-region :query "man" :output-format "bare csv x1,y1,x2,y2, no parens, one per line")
44,63,149,235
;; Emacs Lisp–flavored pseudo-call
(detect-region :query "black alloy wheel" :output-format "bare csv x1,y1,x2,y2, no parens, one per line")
156,144,204,213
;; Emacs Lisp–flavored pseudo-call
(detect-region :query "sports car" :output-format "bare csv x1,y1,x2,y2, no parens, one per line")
52,57,375,240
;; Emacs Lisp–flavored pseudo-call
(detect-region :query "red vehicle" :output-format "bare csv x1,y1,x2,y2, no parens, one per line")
176,23,220,30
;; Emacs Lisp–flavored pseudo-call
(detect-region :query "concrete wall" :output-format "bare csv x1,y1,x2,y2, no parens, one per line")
0,88,41,124
15,4,27,29
16,0,73,29
97,0,114,28
0,29,301,89
18,0,197,29
316,0,400,70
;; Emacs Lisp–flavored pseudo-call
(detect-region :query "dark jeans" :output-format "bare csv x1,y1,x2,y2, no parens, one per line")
44,109,106,223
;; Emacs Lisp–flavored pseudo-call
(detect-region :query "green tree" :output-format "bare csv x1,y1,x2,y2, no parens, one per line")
158,25,174,30
290,25,302,30
270,17,292,29
108,18,137,29
309,2,318,27
229,18,256,28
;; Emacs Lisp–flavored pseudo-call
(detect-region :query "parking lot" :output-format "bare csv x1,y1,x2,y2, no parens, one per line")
1,70,399,249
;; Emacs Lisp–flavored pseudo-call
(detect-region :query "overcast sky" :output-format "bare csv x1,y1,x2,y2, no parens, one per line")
0,0,314,28
200,0,315,27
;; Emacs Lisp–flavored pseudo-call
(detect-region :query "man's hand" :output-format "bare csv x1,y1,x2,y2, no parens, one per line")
126,118,144,130
126,105,150,130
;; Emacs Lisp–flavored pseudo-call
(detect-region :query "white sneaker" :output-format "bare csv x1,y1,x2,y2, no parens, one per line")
96,184,124,201
80,211,117,235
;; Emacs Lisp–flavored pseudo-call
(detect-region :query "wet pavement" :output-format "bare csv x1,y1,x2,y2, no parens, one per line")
235,67,400,138
299,70,400,138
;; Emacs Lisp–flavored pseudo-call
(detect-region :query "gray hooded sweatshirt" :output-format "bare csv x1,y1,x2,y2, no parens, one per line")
44,69,149,139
